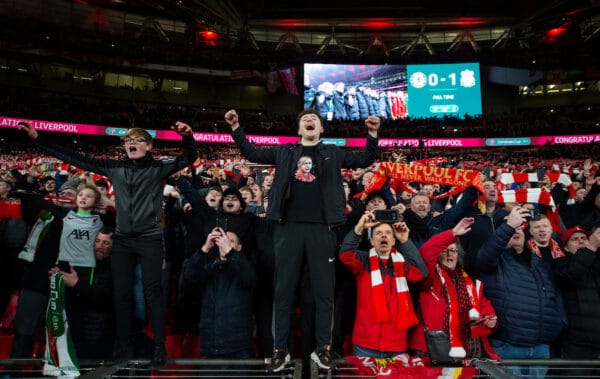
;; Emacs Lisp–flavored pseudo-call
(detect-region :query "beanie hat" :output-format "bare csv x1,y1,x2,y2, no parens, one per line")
221,187,246,210
561,226,591,248
59,179,81,193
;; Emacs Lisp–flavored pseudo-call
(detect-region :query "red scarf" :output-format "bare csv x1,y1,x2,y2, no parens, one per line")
363,162,486,213
496,188,562,233
369,248,418,332
526,238,565,259
437,267,481,358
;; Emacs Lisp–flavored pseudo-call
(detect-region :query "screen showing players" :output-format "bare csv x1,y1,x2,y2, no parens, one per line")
303,62,482,120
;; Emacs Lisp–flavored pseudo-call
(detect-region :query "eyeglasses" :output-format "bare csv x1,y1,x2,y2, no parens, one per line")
123,137,147,144
443,248,459,255
223,196,240,201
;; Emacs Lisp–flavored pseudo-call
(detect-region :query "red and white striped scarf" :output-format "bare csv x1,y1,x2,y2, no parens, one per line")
526,238,565,260
496,188,562,233
499,172,575,204
369,248,418,332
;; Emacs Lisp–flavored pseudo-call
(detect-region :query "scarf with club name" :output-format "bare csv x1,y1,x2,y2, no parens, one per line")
363,162,486,213
43,272,80,378
369,247,418,332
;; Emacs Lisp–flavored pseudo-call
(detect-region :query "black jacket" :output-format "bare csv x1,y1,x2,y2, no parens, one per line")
554,247,600,349
460,206,509,278
477,223,567,346
231,127,378,225
34,135,197,236
183,249,256,355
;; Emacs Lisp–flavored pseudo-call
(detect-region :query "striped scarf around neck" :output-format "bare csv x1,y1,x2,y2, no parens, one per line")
369,247,418,332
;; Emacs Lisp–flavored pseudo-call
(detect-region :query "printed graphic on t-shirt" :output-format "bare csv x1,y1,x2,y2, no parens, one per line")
294,156,316,182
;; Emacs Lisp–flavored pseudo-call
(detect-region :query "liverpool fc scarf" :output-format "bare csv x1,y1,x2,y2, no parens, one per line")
363,162,486,213
43,273,80,378
369,248,418,331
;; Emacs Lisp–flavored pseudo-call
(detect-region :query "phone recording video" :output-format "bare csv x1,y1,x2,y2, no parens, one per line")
215,217,228,232
373,209,400,223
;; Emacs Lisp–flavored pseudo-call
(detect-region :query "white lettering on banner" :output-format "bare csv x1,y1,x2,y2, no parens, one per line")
1,118,20,127
194,134,233,143
425,139,463,147
378,139,419,148
554,136,595,144
36,122,78,133
249,136,280,145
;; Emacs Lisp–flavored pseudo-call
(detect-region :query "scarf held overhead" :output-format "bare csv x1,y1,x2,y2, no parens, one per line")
364,162,485,213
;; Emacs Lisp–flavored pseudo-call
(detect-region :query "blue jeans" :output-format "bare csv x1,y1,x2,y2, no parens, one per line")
490,339,549,379
352,345,403,358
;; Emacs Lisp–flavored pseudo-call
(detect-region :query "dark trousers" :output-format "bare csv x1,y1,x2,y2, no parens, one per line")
272,222,336,351
111,233,165,345
10,289,47,358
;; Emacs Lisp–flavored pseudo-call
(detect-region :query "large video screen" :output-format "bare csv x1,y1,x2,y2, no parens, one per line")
303,62,481,120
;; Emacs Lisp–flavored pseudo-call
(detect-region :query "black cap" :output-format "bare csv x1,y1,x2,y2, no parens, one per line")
221,187,246,210
364,190,384,204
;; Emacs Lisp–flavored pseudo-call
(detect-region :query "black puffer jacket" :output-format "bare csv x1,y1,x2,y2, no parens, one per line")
35,135,197,236
231,127,378,225
478,223,567,346
183,249,256,355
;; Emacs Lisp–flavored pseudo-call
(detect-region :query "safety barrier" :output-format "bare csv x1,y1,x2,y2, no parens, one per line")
2,358,600,378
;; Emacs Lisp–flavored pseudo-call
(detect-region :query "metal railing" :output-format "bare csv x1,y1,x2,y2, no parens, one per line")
2,358,600,378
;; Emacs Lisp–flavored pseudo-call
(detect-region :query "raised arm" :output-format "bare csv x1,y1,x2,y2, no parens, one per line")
171,121,198,167
20,121,113,176
341,116,380,169
392,220,427,278
225,109,277,164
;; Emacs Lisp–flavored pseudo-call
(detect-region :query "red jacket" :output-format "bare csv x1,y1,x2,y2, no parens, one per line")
340,246,423,353
411,230,499,360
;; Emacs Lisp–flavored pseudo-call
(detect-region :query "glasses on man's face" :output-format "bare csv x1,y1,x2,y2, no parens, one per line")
123,137,147,144
443,248,459,255
224,196,240,202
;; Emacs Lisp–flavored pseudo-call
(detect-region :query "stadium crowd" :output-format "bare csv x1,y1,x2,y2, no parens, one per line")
0,106,599,378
